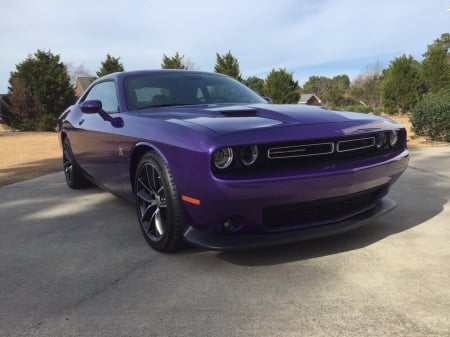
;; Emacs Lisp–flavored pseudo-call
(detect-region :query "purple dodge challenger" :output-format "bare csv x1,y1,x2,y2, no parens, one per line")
57,70,409,252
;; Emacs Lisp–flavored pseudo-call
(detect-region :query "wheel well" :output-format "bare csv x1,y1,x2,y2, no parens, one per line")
129,145,153,192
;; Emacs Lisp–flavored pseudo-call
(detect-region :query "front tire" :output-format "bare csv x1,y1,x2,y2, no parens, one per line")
135,152,185,252
62,137,89,189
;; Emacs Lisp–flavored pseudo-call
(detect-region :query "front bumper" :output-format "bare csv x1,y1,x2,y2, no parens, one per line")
180,149,408,235
183,197,396,250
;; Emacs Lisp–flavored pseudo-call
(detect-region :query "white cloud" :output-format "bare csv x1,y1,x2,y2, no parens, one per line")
0,0,448,92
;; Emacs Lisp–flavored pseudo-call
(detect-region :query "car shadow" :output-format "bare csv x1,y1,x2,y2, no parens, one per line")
206,152,449,266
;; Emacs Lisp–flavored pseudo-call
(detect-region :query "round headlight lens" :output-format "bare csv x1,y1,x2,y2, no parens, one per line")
240,145,259,166
213,147,234,169
388,130,399,147
376,132,386,148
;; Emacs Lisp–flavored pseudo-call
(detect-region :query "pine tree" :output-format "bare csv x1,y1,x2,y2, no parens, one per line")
264,68,300,104
381,55,424,114
96,54,124,77
161,52,188,69
214,51,242,81
421,44,450,93
244,76,265,95
8,49,75,130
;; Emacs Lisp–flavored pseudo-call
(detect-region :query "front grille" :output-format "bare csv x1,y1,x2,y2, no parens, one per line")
336,137,375,152
212,129,407,178
268,136,377,159
263,185,388,230
268,142,334,159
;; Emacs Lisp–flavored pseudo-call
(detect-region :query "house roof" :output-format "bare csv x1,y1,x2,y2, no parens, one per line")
76,76,95,90
298,94,322,104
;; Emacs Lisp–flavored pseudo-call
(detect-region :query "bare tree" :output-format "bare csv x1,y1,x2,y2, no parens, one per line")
66,63,93,85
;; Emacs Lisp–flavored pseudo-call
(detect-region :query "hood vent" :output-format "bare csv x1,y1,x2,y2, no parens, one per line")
220,110,258,117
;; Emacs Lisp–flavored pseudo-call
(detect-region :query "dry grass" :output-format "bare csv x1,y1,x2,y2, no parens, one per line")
0,114,447,187
0,124,62,186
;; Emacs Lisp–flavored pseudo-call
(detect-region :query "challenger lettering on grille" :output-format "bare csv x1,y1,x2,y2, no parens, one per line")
268,143,334,159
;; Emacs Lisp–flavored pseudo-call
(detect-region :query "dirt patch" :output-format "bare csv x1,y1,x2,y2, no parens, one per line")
0,113,448,187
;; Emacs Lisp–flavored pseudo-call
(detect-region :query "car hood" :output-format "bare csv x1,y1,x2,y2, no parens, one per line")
140,103,392,135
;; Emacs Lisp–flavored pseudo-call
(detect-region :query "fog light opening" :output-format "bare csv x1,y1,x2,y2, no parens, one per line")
223,219,238,233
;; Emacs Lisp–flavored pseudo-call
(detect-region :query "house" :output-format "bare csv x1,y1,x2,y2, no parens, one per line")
298,94,322,106
75,76,95,97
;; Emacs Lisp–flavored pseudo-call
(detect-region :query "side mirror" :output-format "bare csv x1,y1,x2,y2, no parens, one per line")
79,100,123,128
81,100,102,114
263,96,273,104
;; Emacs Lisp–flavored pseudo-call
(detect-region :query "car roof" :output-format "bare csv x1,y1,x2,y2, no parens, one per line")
100,70,227,82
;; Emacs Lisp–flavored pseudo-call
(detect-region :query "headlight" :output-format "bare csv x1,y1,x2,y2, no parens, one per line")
213,147,234,169
240,145,259,166
376,132,386,148
388,130,399,147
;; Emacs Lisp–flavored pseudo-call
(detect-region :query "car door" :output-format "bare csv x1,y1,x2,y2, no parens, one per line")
68,80,121,190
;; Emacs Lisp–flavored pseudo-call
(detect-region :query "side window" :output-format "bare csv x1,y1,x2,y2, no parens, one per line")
84,81,119,113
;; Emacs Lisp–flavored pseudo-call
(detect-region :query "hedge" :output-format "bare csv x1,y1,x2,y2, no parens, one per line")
411,90,450,142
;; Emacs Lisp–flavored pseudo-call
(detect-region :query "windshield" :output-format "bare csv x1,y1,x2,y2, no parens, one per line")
124,72,266,110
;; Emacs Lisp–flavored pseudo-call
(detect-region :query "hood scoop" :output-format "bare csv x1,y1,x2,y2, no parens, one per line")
220,110,258,117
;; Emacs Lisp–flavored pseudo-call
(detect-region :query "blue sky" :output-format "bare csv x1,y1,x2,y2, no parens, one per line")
1,0,449,93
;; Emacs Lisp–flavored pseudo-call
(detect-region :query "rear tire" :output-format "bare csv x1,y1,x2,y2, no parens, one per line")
135,151,185,252
62,137,89,189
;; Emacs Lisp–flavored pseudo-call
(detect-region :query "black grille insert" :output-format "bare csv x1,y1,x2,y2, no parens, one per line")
336,137,375,152
268,142,334,159
263,185,388,230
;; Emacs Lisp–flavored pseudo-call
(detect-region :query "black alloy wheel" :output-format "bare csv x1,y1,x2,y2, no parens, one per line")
135,152,184,252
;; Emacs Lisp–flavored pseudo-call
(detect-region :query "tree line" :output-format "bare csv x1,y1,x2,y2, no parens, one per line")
162,33,449,115
0,33,448,139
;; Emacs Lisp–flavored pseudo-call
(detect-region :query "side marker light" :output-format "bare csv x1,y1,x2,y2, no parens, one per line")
181,195,201,206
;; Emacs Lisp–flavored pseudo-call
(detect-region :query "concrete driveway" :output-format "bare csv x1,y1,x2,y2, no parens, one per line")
1,147,449,337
